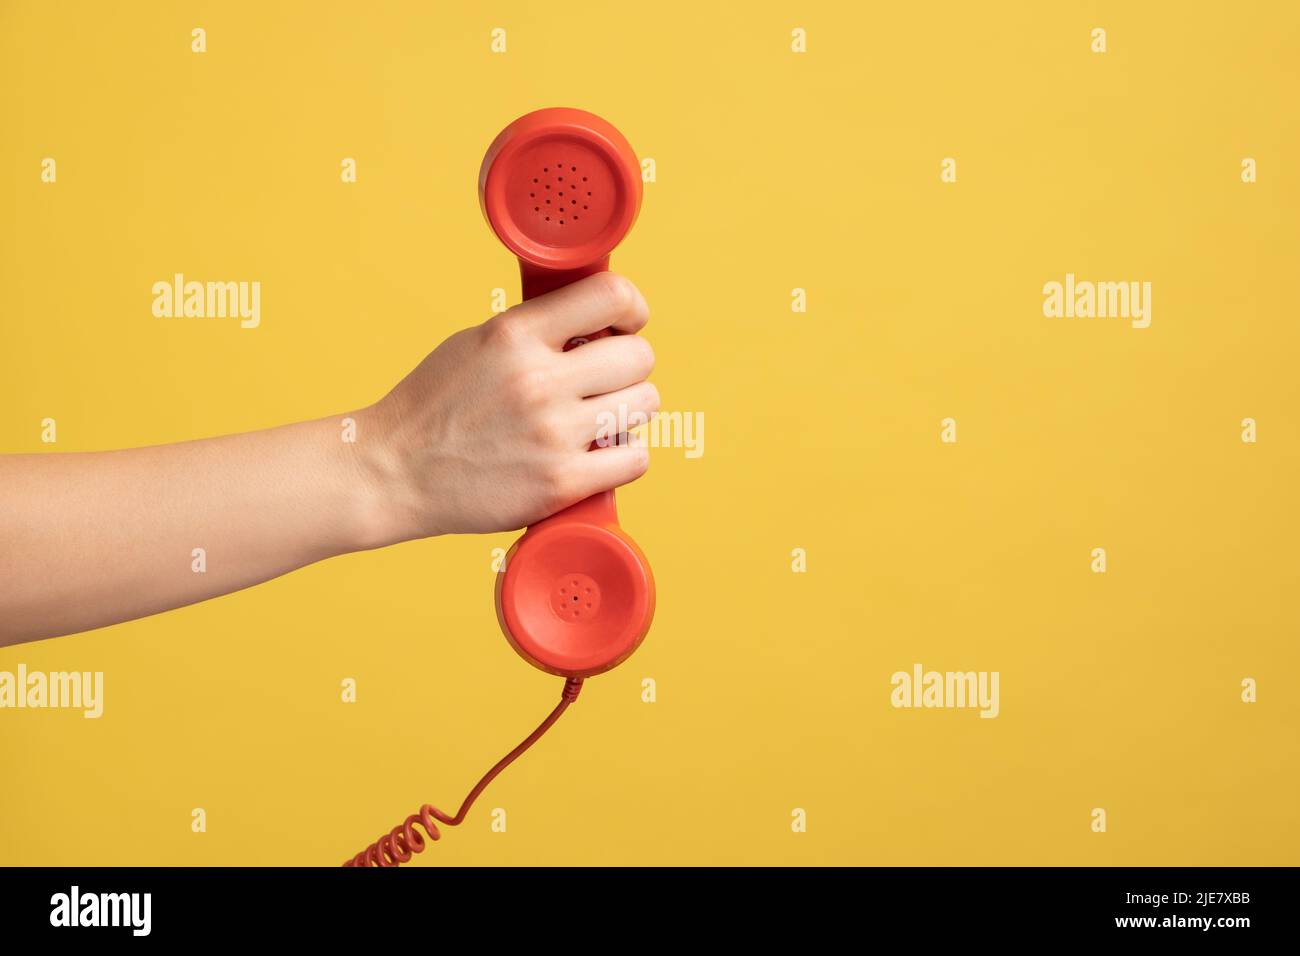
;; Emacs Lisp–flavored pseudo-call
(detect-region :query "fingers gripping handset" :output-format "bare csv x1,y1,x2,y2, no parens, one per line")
480,107,655,678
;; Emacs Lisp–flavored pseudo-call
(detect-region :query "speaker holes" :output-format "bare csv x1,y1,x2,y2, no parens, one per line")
529,165,596,227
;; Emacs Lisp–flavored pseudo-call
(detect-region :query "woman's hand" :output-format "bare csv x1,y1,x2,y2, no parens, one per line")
356,271,659,542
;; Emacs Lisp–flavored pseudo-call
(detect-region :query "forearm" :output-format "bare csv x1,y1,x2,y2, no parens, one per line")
0,412,388,646
0,274,656,648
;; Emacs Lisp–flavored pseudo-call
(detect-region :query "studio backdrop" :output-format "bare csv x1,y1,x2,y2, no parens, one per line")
1,1,1296,865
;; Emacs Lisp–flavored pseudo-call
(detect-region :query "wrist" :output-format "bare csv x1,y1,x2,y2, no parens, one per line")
332,403,433,551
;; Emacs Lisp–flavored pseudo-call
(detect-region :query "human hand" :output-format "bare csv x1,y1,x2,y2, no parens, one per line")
357,272,658,543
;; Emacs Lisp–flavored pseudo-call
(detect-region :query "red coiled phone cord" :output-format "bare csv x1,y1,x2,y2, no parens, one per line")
343,677,583,867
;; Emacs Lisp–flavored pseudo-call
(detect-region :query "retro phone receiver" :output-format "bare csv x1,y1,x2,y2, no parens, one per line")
479,107,655,679
344,108,654,866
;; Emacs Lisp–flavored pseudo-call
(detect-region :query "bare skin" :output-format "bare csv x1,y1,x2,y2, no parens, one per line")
0,272,658,647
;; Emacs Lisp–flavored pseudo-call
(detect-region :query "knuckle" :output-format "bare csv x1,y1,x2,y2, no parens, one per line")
483,313,523,349
505,366,550,409
630,335,655,375
541,460,576,506
642,381,661,414
628,443,651,477
596,271,638,316
531,411,570,449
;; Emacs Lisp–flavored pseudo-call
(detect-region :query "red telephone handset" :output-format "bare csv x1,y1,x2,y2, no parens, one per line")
345,109,653,866
479,108,655,678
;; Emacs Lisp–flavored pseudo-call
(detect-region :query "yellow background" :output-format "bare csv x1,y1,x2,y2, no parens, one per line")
2,1,1297,865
